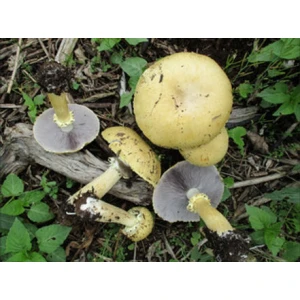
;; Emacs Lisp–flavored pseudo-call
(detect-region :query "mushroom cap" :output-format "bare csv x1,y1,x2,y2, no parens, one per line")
33,104,100,153
101,126,161,186
179,127,229,166
122,207,154,242
153,161,224,222
134,52,233,149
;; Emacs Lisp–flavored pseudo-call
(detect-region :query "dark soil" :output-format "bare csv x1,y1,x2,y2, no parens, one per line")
0,38,299,262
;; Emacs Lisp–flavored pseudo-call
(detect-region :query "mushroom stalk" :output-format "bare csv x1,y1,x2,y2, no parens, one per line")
186,188,233,235
68,157,129,205
77,196,154,242
48,93,74,131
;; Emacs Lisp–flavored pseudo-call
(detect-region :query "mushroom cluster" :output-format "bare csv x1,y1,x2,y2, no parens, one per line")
133,52,232,166
33,61,100,153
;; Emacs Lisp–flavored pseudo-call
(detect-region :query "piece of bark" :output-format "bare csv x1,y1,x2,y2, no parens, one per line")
0,123,152,205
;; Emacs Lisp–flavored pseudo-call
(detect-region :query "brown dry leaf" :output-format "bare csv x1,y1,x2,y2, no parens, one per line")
247,131,269,154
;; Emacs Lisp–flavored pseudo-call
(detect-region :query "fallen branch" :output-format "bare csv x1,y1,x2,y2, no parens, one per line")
0,123,153,205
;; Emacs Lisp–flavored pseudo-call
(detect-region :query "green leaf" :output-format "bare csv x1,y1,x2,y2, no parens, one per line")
125,38,148,46
27,202,55,223
0,236,7,256
273,101,294,116
0,213,16,232
120,90,134,108
248,40,282,63
5,218,31,253
267,69,285,78
190,232,201,246
245,205,277,230
0,199,25,216
46,246,66,262
128,75,139,90
97,38,121,51
274,38,300,59
249,230,265,245
22,92,35,110
36,224,72,254
110,51,124,65
1,173,24,197
19,190,46,206
238,83,254,99
5,251,30,262
23,222,38,241
264,222,282,252
268,237,285,257
257,82,290,104
282,241,300,262
264,187,300,204
33,94,45,106
120,57,147,77
228,126,247,155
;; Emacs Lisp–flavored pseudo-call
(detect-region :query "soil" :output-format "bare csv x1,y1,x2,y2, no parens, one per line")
0,38,299,262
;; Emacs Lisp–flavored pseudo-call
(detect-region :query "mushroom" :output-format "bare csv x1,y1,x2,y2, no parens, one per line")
74,193,154,242
153,161,250,261
68,126,161,204
33,61,100,153
134,52,233,150
179,127,229,166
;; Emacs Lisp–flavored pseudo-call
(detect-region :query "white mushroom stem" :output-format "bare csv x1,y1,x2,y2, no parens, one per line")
186,188,233,235
48,92,74,130
68,157,130,205
79,197,154,242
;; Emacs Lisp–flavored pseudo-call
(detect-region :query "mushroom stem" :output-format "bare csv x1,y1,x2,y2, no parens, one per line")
48,92,74,129
186,188,233,235
78,196,154,242
68,157,129,205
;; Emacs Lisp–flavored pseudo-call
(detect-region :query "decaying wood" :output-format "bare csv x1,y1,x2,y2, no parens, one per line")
0,123,153,205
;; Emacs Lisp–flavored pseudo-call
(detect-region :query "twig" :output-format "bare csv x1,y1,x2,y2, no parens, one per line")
55,38,78,64
7,38,22,94
38,38,51,60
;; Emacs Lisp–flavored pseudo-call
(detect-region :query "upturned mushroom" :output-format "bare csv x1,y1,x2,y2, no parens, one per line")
134,52,233,150
179,127,229,166
68,126,161,204
33,61,100,153
74,193,154,242
153,161,250,261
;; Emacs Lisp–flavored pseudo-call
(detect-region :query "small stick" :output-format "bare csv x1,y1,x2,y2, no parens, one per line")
7,38,22,94
38,38,51,60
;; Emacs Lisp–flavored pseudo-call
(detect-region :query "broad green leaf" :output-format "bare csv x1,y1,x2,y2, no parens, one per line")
264,187,300,204
19,190,46,206
245,205,277,230
0,236,7,256
128,75,139,90
268,237,285,257
36,224,72,254
257,82,290,104
28,251,47,262
274,38,300,59
0,199,25,216
27,202,55,223
247,40,282,63
282,241,300,262
249,229,265,245
23,222,38,241
273,101,294,116
120,57,147,77
110,51,123,65
5,251,30,262
238,83,254,99
125,38,148,46
5,218,31,253
228,126,247,155
46,246,67,262
120,90,134,108
0,213,16,232
22,92,35,110
267,69,285,78
97,38,121,51
1,174,24,197
264,222,282,252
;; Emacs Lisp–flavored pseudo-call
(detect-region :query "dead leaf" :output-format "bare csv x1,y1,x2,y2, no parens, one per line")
247,131,269,154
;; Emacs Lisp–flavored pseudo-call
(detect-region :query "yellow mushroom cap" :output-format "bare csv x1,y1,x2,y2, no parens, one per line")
179,127,229,166
101,126,161,186
122,207,154,242
134,52,232,149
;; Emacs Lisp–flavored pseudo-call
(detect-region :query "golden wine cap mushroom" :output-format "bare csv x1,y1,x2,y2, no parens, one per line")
179,127,229,166
102,126,161,186
134,52,233,149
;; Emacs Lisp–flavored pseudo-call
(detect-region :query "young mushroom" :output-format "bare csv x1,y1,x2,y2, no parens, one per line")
33,61,100,153
179,127,229,166
153,161,250,261
68,126,161,205
134,52,233,150
74,193,154,242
